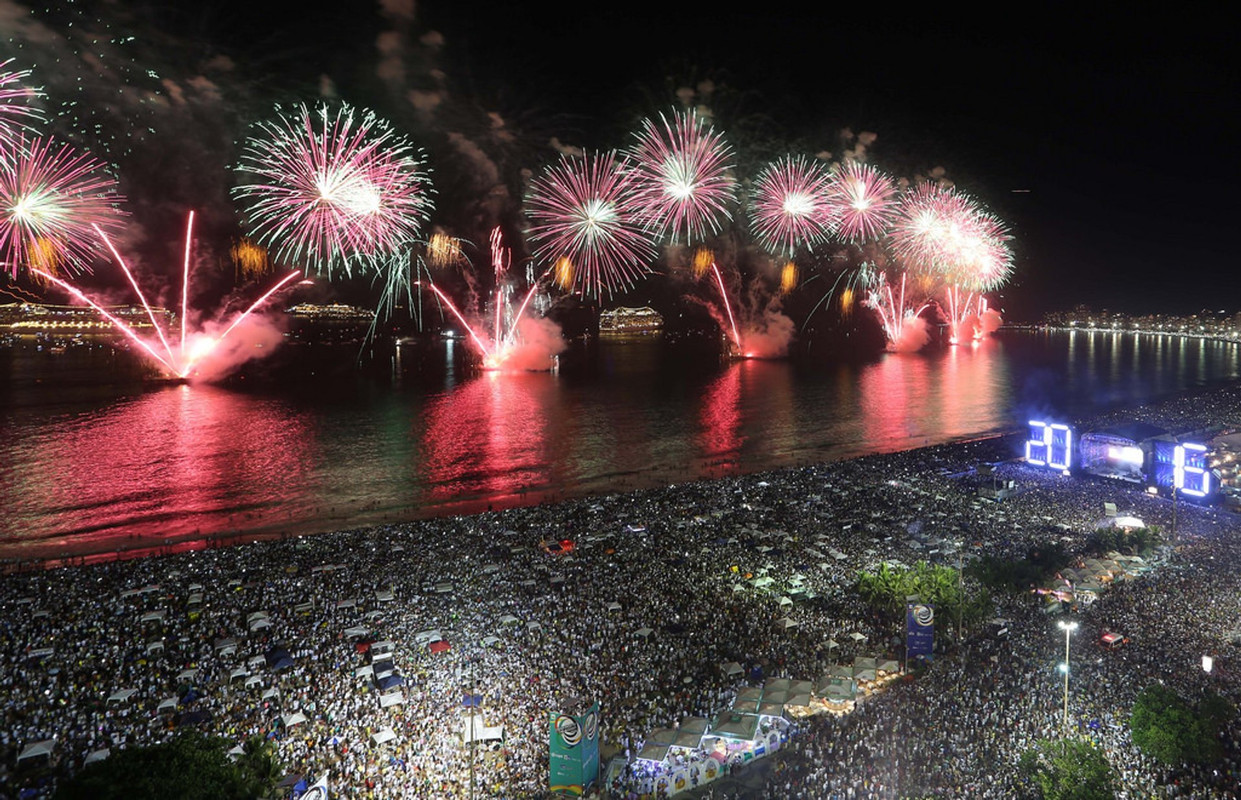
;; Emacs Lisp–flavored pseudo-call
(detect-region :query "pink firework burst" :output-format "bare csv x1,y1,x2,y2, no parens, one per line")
233,102,434,278
0,59,44,150
628,109,736,244
890,182,1011,290
749,156,836,256
826,161,899,243
0,136,126,279
525,150,656,299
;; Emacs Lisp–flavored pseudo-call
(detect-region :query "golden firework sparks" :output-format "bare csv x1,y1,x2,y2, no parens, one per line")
426,232,464,269
230,238,270,280
553,256,574,290
779,261,798,295
692,247,714,278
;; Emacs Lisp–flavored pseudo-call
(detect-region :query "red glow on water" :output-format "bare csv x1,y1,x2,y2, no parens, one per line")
420,373,562,507
1,385,316,561
698,362,742,469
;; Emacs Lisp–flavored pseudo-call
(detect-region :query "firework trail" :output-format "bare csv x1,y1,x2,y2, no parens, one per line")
233,102,434,278
525,150,656,299
749,156,836,257
628,109,736,245
36,214,299,380
418,228,563,370
0,59,44,151
865,271,932,352
0,136,125,279
826,162,899,244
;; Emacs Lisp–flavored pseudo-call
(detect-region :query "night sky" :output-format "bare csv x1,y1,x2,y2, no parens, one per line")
3,1,1235,319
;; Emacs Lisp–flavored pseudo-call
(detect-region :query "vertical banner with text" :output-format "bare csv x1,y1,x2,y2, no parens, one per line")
548,702,600,795
907,603,935,663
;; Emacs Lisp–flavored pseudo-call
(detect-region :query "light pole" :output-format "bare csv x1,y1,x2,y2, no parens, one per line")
1058,620,1078,730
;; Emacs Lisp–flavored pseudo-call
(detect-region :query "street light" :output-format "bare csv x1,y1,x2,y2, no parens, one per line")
1057,620,1079,730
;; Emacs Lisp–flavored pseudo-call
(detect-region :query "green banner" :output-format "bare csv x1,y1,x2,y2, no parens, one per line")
548,702,600,795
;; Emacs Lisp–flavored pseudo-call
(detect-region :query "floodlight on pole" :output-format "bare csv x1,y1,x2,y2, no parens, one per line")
1057,620,1078,730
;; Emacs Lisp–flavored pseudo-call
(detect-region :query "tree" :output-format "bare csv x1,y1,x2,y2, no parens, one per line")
1017,738,1116,800
54,732,282,800
1130,684,1233,765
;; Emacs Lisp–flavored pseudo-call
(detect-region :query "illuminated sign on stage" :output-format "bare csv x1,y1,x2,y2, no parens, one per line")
1026,421,1072,471
1152,440,1213,497
1175,443,1211,497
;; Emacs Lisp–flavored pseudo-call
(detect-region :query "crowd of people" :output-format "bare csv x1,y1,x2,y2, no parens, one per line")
2,387,1240,799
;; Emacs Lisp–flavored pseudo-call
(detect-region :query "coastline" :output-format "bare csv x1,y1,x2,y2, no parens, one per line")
3,382,1240,798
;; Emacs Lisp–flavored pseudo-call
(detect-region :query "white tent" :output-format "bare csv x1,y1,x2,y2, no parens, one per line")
462,716,504,743
719,661,744,677
371,640,395,656
281,712,308,728
379,691,405,708
261,687,281,702
107,689,138,705
372,727,398,745
83,748,110,766
157,696,178,713
140,609,166,623
177,668,198,682
375,589,395,603
777,617,798,630
16,739,55,765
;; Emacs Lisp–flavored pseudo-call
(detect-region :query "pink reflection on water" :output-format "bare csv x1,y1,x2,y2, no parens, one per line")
1,385,315,560
419,372,562,508
857,340,1006,450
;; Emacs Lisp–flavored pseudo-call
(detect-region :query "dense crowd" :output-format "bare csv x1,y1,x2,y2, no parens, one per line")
2,387,1241,799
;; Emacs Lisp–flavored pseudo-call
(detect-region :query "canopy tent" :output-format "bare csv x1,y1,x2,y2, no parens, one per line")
429,640,451,654
265,647,295,672
157,696,178,713
262,687,281,702
709,711,760,741
379,691,405,708
376,674,405,691
371,640,395,657
371,727,398,745
461,715,504,743
375,589,395,603
636,727,677,762
414,629,442,644
719,661,744,678
83,748,110,766
281,712,308,728
107,688,138,705
16,740,55,766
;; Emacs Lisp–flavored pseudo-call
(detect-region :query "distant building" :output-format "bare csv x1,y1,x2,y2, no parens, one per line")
285,303,375,321
599,306,663,336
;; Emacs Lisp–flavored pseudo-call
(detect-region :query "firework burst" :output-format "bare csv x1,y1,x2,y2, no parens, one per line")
749,156,836,256
525,150,656,299
0,59,44,150
628,109,736,244
826,161,899,243
889,183,1011,290
233,102,434,277
0,136,125,279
